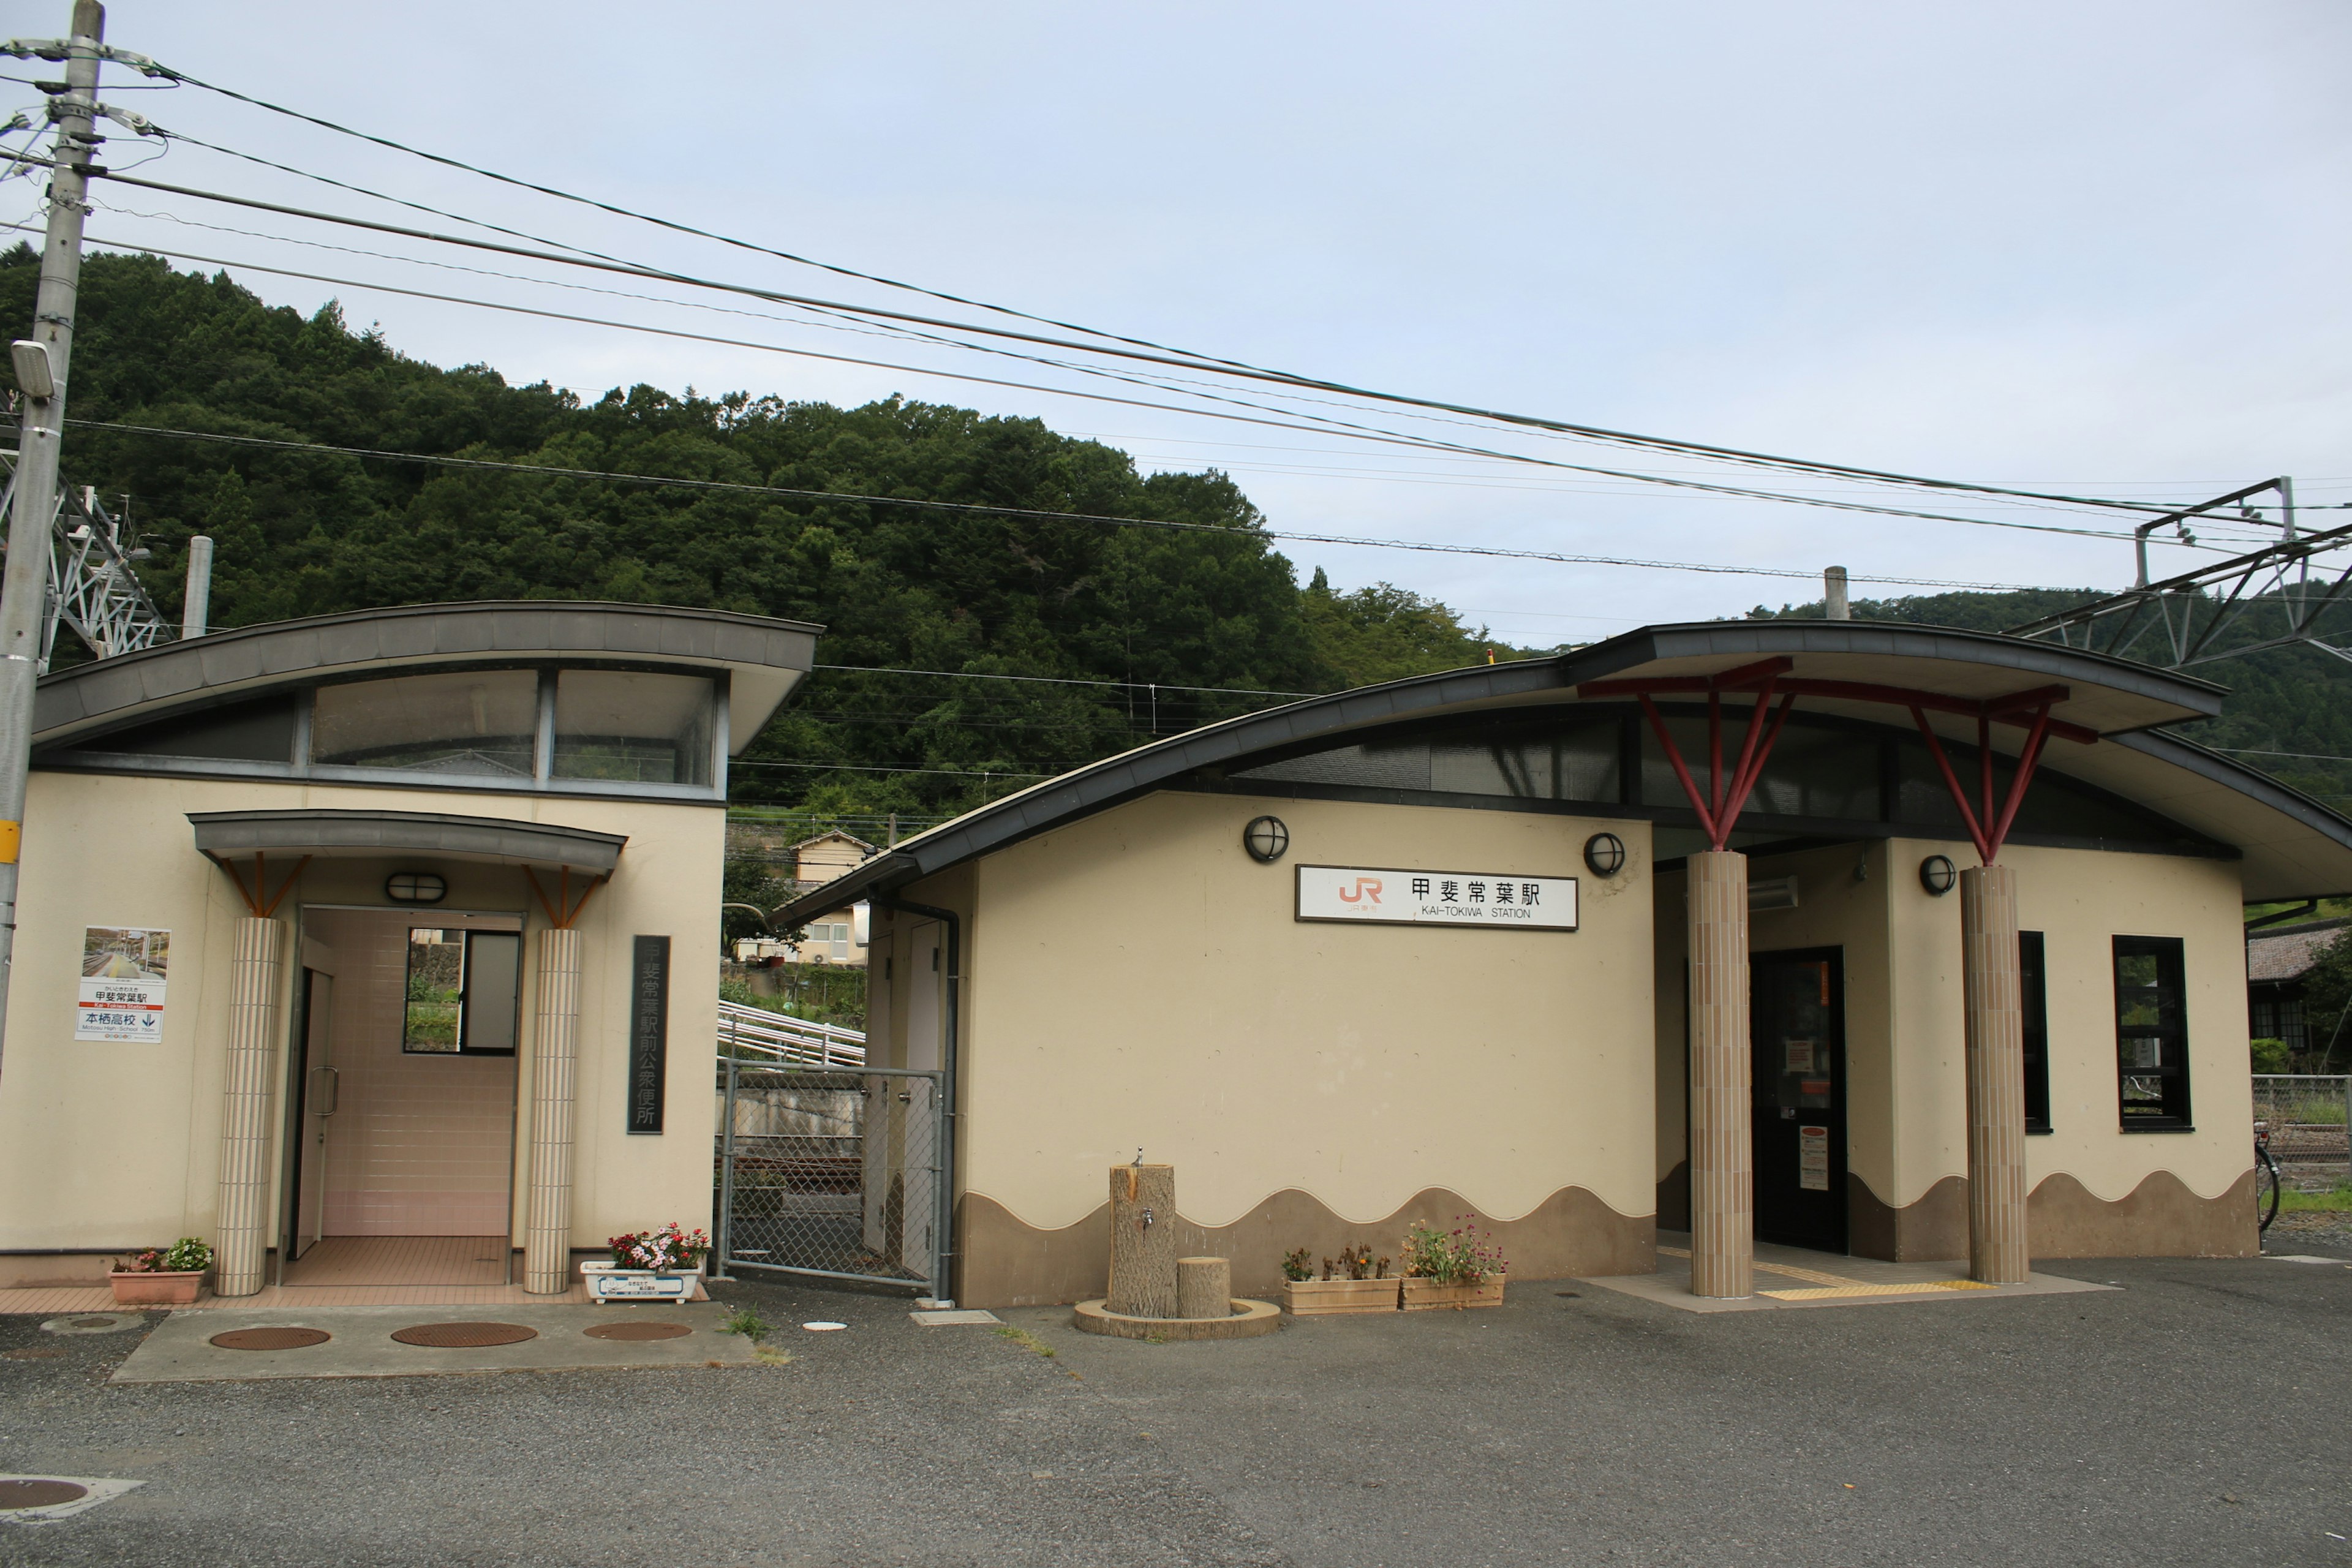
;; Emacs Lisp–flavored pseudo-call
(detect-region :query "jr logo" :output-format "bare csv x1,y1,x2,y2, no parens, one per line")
1336,876,1383,904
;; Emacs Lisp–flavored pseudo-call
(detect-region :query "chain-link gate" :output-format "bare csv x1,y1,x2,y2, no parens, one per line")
714,1059,948,1294
2253,1074,2352,1175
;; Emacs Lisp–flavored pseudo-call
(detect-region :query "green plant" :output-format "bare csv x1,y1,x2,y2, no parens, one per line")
721,1306,771,1341
2252,1037,2291,1074
1280,1248,1313,1283
119,1237,212,1273
994,1324,1056,1358
608,1223,710,1270
2279,1182,2352,1214
1400,1216,1507,1285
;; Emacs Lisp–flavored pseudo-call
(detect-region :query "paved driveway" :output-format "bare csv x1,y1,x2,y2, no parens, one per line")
2,1253,2347,1566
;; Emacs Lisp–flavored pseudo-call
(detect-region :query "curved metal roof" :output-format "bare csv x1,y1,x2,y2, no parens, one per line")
778,620,2352,917
34,600,822,755
189,808,625,873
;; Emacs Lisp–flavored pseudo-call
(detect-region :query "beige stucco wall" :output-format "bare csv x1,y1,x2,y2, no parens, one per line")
1883,836,2250,1210
0,769,721,1256
954,790,1657,1234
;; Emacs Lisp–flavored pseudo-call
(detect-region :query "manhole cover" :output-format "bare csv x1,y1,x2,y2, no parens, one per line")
209,1327,331,1351
583,1321,692,1341
390,1321,538,1348
2,1348,66,1360
0,1480,89,1510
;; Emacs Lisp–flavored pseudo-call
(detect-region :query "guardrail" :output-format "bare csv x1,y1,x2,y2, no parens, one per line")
718,998,866,1067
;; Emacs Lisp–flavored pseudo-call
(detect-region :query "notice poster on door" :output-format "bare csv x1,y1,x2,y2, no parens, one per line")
1798,1124,1830,1191
76,926,169,1042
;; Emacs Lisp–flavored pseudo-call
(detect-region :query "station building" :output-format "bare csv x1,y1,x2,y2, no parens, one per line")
0,601,815,1295
788,621,2352,1308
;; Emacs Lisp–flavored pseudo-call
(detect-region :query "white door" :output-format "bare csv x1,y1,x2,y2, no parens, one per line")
295,970,335,1256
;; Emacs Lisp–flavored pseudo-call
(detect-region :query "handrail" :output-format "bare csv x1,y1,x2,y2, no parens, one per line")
717,998,866,1067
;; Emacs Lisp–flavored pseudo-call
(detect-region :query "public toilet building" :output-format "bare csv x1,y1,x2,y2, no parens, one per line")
784,621,2352,1308
0,600,815,1295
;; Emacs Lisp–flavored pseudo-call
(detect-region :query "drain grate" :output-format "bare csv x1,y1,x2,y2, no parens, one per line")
583,1321,692,1342
0,1480,89,1510
390,1321,538,1348
209,1327,332,1351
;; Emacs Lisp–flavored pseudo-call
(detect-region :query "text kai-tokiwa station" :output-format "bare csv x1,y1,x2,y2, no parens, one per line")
787,621,2352,1309
0,601,816,1297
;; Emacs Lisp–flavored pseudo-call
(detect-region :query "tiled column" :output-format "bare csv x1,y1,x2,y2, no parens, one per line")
213,916,285,1297
1961,864,2030,1283
523,927,586,1294
1687,849,1753,1298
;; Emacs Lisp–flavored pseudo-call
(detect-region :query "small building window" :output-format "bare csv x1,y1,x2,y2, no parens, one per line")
2113,935,2191,1128
402,927,521,1055
552,670,714,787
314,671,538,778
83,695,296,763
2021,930,2050,1133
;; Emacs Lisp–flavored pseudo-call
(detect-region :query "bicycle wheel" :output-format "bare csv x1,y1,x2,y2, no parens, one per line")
2254,1140,2282,1234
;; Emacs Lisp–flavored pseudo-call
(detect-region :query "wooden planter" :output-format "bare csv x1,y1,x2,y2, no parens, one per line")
1282,1276,1399,1315
108,1269,203,1306
1400,1276,1505,1311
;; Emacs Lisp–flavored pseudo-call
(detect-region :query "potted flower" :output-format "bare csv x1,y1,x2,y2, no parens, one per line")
110,1237,211,1306
581,1223,710,1302
1279,1245,1400,1315
1398,1217,1506,1310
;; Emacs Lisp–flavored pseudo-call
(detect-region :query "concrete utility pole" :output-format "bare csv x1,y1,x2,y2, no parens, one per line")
1823,565,1850,621
0,0,105,1083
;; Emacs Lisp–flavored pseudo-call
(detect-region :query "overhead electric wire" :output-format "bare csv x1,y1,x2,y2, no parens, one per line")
730,760,1050,779
43,217,2214,550
56,415,2074,593
124,70,2246,521
816,665,1322,697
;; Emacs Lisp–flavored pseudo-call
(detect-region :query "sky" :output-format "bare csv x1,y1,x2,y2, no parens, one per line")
6,1,2348,647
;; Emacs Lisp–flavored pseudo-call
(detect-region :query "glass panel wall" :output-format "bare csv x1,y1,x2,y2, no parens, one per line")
313,671,538,779
552,670,715,787
92,696,296,763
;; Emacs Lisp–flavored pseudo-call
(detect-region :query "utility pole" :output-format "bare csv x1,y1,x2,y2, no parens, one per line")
0,0,104,1083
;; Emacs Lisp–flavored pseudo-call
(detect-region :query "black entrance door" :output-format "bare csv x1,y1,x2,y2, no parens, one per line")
1750,947,1847,1253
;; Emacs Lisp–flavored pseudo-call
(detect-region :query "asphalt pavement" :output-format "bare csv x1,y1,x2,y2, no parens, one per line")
2,1250,2348,1566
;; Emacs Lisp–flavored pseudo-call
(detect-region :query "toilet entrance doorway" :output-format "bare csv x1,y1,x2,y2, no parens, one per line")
281,906,525,1286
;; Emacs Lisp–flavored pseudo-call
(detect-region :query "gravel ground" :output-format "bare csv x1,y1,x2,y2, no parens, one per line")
3,1257,2350,1567
2267,1210,2352,1252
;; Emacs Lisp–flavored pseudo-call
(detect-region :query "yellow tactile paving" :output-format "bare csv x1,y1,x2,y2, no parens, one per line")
1758,1280,2000,1300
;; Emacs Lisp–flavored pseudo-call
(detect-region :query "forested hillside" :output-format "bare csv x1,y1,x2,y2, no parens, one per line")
0,246,1509,829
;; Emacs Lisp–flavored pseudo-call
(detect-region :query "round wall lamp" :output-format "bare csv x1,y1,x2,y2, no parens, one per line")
386,870,448,905
1242,815,1290,863
1583,832,1627,878
1917,854,1957,897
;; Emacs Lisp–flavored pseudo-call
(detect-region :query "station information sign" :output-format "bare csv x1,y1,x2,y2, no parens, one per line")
76,925,170,1042
1294,865,1578,930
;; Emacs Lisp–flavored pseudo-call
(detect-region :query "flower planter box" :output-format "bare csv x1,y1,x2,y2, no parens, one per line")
581,1262,705,1303
1400,1276,1504,1311
1282,1276,1400,1315
108,1269,203,1306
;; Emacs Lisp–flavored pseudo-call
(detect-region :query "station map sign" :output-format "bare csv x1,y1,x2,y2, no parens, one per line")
1295,865,1578,930
77,925,170,1042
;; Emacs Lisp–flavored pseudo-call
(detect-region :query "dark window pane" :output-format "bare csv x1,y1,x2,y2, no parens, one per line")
315,671,538,778
2021,930,2050,1131
2113,936,2190,1126
85,696,296,763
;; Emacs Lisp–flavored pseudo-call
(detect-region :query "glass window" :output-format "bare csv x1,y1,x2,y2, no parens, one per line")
2021,930,2050,1133
2113,935,2190,1128
84,696,296,763
552,670,714,787
402,927,521,1055
314,671,538,779
402,929,465,1054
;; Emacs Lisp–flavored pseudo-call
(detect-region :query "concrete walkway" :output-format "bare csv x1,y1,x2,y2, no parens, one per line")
1581,1230,2116,1311
109,1302,758,1383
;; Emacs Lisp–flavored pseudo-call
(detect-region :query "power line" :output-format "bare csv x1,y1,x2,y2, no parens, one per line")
816,664,1321,698
731,759,1050,779
58,415,2068,592
48,219,2199,548
115,72,2230,521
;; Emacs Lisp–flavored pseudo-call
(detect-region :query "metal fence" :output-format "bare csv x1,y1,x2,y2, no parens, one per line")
718,998,865,1066
2253,1075,2352,1173
713,1058,946,1294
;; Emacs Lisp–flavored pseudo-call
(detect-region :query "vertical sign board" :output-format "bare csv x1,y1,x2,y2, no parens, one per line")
627,935,670,1134
76,926,170,1042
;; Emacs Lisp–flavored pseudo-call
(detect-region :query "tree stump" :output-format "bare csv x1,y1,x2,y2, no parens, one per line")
1105,1164,1178,1318
1176,1256,1231,1321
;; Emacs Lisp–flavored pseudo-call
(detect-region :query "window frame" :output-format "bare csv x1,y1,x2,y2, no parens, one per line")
2112,934,2192,1131
2021,930,2051,1134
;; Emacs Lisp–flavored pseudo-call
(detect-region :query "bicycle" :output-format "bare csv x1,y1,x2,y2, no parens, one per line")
2254,1123,2282,1235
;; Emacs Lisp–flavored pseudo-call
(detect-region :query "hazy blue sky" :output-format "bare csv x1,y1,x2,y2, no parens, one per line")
12,1,2348,643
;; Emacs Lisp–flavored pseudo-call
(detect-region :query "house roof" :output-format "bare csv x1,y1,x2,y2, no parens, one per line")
34,600,823,755
779,619,2349,922
2248,919,2351,985
790,830,877,853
